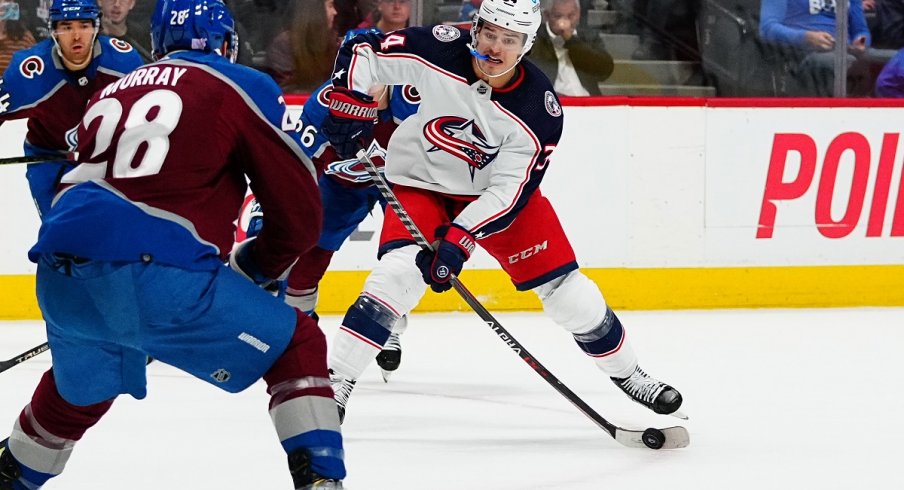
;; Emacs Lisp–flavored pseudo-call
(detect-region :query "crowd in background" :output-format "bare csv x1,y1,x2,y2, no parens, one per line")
3,0,904,96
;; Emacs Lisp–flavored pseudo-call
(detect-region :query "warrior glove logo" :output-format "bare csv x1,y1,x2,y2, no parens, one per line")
423,116,500,181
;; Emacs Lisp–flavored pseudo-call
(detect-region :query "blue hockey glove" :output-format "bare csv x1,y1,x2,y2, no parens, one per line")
321,87,378,159
229,237,286,298
415,224,476,293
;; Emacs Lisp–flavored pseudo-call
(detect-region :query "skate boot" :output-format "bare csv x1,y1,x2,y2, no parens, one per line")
329,370,356,424
288,448,344,489
375,332,402,382
611,366,683,415
0,439,21,490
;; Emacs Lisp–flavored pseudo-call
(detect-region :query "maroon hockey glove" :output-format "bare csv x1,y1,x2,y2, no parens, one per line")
322,87,378,159
415,224,476,293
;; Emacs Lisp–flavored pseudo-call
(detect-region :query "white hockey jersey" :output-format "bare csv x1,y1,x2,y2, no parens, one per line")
333,25,564,238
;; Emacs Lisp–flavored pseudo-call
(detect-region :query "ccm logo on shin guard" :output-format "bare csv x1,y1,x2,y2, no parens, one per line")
507,240,548,264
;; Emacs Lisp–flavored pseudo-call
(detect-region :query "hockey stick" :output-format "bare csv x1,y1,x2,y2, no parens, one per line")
355,144,689,450
0,154,70,166
0,343,49,374
0,342,156,375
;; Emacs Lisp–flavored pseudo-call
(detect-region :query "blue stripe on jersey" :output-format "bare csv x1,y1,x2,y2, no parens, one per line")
29,181,223,271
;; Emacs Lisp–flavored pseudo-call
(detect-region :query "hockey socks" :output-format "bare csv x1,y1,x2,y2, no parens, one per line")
573,308,638,379
4,369,113,489
265,311,345,481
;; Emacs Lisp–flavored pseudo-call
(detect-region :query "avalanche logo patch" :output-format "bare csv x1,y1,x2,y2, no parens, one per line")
316,85,333,107
423,116,500,181
19,55,44,79
401,85,421,105
109,38,133,53
544,91,562,117
325,141,387,183
432,24,460,42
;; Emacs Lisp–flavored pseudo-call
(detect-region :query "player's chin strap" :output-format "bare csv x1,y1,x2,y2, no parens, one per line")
468,42,521,79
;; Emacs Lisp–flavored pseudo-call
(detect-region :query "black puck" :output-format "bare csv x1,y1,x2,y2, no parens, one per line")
642,428,665,449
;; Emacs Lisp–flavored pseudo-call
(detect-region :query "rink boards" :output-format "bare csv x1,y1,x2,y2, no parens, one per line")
1,97,903,318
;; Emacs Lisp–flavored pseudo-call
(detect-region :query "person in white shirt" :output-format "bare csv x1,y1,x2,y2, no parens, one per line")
528,0,613,96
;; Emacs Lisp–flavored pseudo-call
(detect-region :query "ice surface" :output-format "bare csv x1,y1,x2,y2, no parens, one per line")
2,308,902,489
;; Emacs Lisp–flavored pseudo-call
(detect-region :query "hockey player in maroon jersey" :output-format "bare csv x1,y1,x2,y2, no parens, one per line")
321,0,684,423
0,0,142,219
0,1,345,488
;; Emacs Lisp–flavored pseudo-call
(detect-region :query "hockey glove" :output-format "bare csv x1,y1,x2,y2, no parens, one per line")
229,237,286,298
415,224,477,293
321,87,379,159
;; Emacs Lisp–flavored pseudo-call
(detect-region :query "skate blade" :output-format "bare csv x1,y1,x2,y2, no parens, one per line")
669,409,689,420
380,368,394,383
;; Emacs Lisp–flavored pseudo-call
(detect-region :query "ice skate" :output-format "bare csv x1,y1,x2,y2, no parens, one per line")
611,366,684,417
329,370,356,424
0,439,20,490
375,332,402,382
288,448,344,489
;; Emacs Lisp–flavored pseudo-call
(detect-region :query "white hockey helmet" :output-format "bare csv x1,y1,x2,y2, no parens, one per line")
471,0,542,58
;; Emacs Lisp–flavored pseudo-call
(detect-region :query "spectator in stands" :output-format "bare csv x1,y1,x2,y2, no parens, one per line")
334,0,368,34
528,0,614,96
357,0,409,31
16,0,50,40
264,0,338,92
760,0,871,96
0,0,35,74
875,46,904,95
457,0,481,22
873,0,904,49
98,0,152,61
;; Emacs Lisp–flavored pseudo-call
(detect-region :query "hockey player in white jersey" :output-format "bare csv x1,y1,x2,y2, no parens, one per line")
321,0,684,422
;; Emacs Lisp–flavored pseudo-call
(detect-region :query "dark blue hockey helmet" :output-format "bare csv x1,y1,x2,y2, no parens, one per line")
150,0,238,62
48,0,100,26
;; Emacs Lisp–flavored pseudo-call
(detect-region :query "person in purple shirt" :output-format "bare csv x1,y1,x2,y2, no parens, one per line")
875,47,904,96
760,0,871,96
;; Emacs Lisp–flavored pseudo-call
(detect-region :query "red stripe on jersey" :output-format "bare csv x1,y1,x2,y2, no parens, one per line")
338,326,384,350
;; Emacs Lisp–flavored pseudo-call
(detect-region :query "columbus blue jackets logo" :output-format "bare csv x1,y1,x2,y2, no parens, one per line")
423,116,499,180
432,24,460,42
19,55,44,79
544,91,562,117
325,141,387,183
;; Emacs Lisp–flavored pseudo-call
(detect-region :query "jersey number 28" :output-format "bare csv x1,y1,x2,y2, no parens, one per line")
67,89,183,183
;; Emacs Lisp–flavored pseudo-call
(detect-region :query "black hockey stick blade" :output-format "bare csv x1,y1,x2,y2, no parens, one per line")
0,343,49,374
355,144,689,449
0,154,70,166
